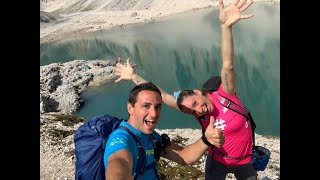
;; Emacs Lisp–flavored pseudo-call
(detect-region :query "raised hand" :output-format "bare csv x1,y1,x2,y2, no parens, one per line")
219,0,254,27
114,58,134,82
205,116,225,148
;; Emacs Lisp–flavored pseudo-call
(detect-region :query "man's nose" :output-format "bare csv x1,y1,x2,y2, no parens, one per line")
149,107,158,117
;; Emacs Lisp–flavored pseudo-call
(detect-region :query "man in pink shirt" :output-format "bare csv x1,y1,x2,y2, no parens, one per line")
114,0,256,179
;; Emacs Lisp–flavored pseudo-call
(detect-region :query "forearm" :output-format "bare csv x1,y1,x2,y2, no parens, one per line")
131,73,148,85
177,139,209,165
106,159,133,180
221,24,234,70
220,24,236,94
131,73,179,110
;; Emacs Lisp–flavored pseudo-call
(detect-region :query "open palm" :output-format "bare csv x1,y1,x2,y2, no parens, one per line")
219,0,254,27
114,58,134,82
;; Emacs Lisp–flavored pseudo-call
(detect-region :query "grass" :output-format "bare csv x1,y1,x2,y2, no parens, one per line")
158,159,204,180
51,114,85,126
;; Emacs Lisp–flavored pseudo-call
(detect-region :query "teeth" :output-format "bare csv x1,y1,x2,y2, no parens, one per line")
145,120,155,126
203,105,207,113
146,120,155,122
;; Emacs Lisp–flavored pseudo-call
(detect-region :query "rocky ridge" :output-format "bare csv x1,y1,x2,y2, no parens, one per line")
40,59,116,114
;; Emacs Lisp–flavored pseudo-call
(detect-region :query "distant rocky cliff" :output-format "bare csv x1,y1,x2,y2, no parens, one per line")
40,60,116,114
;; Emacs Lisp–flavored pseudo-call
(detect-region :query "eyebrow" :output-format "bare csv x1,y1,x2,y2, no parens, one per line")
141,102,162,106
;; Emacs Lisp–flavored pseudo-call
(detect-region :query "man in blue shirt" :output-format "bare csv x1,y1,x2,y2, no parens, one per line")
104,82,224,180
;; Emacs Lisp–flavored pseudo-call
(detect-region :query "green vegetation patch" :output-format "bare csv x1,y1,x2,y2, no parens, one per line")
51,114,85,126
158,159,204,180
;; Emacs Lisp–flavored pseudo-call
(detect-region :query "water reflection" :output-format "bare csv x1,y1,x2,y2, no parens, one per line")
40,3,279,136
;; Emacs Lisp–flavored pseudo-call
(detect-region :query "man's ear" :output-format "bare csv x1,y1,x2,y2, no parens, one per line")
127,102,133,115
193,89,202,95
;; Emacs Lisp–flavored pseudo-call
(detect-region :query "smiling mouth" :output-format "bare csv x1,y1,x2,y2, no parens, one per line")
144,119,156,126
203,104,208,114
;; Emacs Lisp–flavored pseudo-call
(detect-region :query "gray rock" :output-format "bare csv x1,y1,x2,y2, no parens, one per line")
40,59,116,114
40,11,61,23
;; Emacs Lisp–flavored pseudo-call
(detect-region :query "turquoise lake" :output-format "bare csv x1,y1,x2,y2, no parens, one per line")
40,3,280,136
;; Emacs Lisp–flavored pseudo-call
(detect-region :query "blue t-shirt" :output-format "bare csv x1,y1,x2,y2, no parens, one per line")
103,121,162,179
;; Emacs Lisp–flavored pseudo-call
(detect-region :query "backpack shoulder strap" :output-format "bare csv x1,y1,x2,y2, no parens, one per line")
147,135,160,180
118,126,146,180
216,92,249,119
216,92,256,145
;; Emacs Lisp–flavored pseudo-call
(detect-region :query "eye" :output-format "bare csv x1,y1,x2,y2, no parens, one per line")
192,101,197,107
155,105,162,110
143,104,150,109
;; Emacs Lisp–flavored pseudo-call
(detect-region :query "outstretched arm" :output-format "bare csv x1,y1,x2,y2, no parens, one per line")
219,0,253,95
114,58,179,110
161,116,224,165
106,149,134,180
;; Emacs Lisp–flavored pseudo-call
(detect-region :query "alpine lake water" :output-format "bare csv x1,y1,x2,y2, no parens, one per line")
40,2,279,136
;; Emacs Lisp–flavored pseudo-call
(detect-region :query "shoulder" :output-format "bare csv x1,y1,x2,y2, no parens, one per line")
107,129,132,146
107,122,139,147
104,128,137,167
151,131,161,141
104,128,138,160
217,85,244,106
218,85,238,99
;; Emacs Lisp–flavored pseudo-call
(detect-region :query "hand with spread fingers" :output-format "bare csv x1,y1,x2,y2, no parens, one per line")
219,0,254,27
204,116,225,148
114,58,134,82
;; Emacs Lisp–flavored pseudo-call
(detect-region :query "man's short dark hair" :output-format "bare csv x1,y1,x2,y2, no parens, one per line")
128,82,162,106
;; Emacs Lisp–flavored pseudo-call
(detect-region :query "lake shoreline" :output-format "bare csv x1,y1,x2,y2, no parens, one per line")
40,0,280,45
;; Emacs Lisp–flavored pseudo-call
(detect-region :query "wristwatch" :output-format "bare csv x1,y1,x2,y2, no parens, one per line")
201,134,214,146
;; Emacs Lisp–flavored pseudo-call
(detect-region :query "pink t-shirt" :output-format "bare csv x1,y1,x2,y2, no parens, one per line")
199,85,253,165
